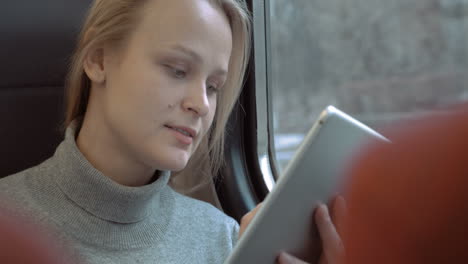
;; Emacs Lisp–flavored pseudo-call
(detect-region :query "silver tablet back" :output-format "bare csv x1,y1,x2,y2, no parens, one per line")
225,106,388,264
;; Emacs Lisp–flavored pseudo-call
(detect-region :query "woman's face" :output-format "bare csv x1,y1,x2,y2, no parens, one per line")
96,0,232,172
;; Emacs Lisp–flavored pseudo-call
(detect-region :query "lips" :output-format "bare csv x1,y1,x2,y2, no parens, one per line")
165,125,197,138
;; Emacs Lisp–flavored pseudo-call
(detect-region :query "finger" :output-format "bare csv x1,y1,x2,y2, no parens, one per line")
318,256,328,264
239,202,263,237
315,204,344,264
277,252,309,264
331,196,347,236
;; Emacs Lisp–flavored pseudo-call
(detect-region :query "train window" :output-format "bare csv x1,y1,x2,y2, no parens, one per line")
267,0,468,173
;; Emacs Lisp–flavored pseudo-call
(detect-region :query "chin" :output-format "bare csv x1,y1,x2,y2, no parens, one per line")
166,162,188,172
146,143,192,172
154,154,190,172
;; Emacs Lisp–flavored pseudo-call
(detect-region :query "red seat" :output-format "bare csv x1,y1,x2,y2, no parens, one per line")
344,104,468,264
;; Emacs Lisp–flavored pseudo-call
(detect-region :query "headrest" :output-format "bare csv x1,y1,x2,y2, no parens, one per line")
0,0,92,88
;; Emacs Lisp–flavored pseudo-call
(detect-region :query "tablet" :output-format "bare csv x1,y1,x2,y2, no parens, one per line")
224,105,388,264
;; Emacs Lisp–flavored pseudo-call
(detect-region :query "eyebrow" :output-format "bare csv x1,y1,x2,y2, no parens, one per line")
169,44,228,77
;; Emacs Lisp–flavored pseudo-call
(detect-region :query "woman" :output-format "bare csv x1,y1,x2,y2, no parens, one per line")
0,0,342,263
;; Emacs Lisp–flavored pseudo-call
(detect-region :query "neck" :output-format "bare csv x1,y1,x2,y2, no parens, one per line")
76,113,156,187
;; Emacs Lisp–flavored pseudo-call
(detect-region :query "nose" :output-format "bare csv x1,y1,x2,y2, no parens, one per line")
181,81,210,117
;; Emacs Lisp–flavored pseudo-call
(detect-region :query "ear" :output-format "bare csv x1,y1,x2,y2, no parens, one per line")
83,46,106,84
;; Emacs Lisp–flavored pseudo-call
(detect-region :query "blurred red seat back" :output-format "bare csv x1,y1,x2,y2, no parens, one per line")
344,105,468,264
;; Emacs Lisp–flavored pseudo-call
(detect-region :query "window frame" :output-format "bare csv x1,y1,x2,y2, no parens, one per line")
216,0,279,221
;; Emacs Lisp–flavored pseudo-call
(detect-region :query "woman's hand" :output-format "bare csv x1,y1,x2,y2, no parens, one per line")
277,252,310,264
315,196,346,264
239,196,346,264
239,202,263,238
277,196,346,264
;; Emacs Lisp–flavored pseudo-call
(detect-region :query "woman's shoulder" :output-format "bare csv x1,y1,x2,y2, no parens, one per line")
0,158,52,190
168,188,238,227
0,166,37,196
0,159,54,213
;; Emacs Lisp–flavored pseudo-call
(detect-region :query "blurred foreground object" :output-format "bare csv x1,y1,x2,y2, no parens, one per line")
0,212,67,263
344,104,468,264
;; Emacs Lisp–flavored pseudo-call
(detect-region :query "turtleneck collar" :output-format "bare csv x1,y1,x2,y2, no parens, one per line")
52,121,171,224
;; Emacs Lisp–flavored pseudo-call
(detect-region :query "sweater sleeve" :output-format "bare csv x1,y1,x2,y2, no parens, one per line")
230,219,240,247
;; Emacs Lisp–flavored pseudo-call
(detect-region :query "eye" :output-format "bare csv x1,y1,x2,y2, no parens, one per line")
207,84,219,95
165,65,187,79
172,68,186,79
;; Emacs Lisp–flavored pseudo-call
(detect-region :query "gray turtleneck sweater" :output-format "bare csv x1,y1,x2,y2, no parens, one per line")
0,124,239,264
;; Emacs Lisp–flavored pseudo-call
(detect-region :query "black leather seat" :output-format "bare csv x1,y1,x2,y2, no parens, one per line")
0,0,92,177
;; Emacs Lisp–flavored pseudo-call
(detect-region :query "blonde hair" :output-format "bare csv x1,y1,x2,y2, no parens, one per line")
64,0,251,186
